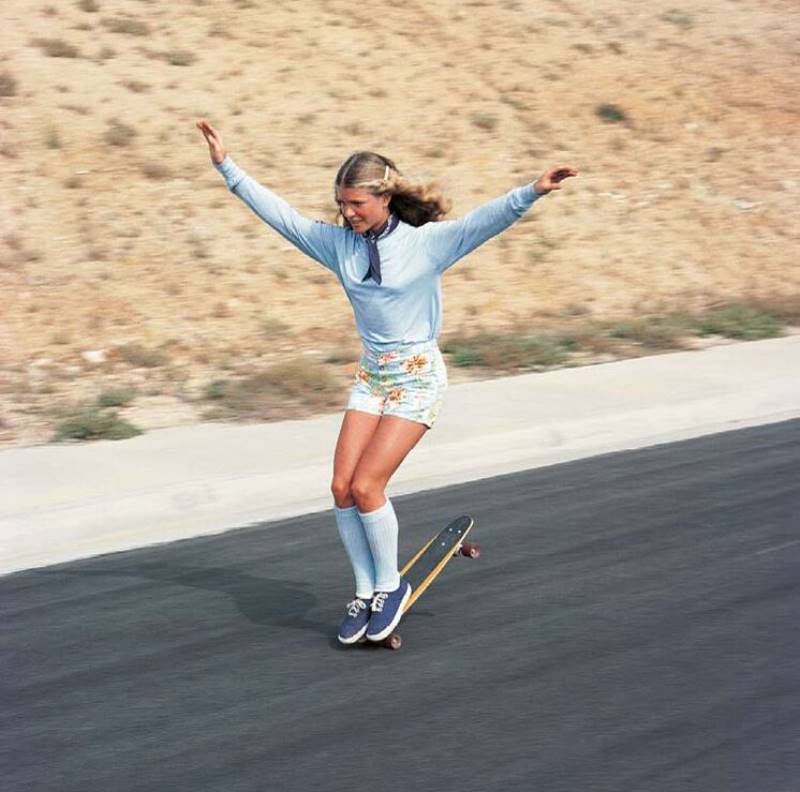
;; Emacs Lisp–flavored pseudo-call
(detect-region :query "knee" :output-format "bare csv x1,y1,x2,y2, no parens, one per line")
350,474,383,511
331,477,354,508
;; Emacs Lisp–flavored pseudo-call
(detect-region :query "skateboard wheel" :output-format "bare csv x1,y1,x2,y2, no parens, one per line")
383,633,402,650
460,542,481,559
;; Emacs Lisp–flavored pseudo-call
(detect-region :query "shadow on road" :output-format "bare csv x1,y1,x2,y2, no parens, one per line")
34,562,334,638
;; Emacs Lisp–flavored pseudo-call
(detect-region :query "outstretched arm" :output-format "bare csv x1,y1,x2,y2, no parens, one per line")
421,166,578,272
533,167,578,196
196,119,341,273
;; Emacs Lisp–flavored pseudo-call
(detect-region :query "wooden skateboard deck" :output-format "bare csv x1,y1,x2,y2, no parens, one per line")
382,515,480,649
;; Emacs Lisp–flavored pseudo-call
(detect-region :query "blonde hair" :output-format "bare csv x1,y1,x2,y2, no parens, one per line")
334,151,451,228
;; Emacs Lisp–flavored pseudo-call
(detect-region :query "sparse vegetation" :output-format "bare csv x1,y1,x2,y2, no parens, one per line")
122,80,151,93
162,50,197,66
748,296,800,326
596,103,628,123
44,297,785,438
660,10,693,30
442,303,792,374
608,314,693,349
50,331,72,346
324,350,358,365
203,361,342,420
204,379,231,401
0,72,18,97
141,161,173,180
98,387,136,408
117,343,169,368
104,119,137,147
102,16,150,36
60,107,92,120
696,304,784,340
45,125,62,149
208,21,234,39
261,317,291,337
53,407,142,442
33,38,81,58
470,113,498,132
442,333,572,370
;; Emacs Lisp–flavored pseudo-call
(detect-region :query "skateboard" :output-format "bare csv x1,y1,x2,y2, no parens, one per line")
379,515,480,650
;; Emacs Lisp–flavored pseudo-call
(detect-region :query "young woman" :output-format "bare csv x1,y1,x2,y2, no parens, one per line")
196,118,577,644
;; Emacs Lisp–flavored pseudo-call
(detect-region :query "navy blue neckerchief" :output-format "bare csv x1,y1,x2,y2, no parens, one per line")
361,213,399,285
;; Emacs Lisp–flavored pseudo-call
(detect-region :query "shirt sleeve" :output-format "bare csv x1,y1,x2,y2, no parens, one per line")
215,156,342,273
419,184,543,273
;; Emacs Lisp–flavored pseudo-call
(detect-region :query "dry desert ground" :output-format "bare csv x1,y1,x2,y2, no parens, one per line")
1,0,798,445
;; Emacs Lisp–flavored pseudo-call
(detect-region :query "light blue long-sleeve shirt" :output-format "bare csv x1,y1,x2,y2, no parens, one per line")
214,156,543,349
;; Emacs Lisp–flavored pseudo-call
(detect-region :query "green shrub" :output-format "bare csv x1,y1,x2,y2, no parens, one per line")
204,379,231,400
443,332,571,370
446,343,484,368
596,103,627,123
608,314,693,349
97,387,136,408
54,408,142,441
696,305,784,340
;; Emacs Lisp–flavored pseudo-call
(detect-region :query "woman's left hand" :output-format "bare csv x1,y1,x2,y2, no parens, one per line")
534,167,578,195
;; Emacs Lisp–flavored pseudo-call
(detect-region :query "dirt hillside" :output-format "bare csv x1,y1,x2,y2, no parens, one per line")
1,0,798,446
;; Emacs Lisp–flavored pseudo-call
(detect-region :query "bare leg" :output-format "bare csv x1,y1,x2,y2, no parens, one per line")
331,410,382,508
350,415,428,513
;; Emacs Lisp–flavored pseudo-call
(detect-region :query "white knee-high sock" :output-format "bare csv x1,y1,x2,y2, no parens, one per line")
359,498,401,592
334,505,376,600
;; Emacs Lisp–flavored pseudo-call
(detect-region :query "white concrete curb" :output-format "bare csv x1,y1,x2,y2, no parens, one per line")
1,336,798,576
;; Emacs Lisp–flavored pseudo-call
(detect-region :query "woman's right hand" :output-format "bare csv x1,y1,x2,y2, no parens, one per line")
196,118,227,165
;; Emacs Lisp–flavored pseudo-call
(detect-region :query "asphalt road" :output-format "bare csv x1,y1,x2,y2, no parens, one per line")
3,420,799,792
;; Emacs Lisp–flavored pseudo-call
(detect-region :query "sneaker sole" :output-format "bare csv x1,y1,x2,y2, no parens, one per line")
337,622,369,645
366,584,411,642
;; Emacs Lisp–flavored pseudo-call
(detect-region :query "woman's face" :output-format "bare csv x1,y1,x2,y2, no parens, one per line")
336,186,390,233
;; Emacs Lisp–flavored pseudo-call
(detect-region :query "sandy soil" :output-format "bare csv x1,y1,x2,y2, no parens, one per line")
1,0,798,446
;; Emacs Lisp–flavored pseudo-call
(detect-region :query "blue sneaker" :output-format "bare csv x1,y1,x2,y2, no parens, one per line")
366,578,411,642
337,597,372,645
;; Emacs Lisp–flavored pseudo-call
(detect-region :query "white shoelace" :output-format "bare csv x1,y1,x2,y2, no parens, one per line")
371,592,389,613
346,599,368,618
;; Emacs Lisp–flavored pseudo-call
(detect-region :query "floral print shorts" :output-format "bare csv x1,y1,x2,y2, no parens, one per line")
347,339,448,428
